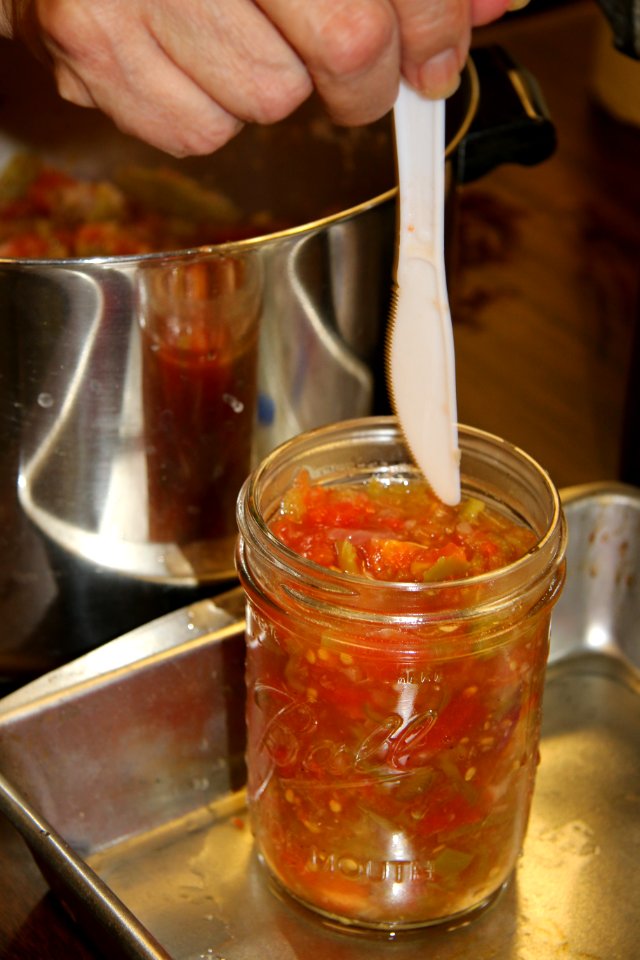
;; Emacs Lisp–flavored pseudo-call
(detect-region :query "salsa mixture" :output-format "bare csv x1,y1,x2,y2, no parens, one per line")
270,469,536,582
0,153,261,258
245,472,550,927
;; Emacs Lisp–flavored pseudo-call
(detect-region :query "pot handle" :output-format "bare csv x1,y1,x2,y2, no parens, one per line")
456,45,556,184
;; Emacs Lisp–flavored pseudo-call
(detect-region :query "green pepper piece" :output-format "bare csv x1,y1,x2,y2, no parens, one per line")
0,153,42,206
422,554,469,583
337,539,360,574
114,165,239,223
458,497,486,522
434,847,473,878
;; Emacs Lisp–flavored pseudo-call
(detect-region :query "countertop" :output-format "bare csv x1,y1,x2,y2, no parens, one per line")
455,0,640,489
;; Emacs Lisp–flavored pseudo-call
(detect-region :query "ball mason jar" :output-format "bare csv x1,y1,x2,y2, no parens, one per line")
236,417,566,931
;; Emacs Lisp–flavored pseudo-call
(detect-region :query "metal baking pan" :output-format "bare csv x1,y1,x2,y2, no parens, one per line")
0,482,638,960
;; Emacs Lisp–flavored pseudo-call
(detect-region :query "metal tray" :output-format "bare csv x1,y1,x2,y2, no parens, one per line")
0,482,638,960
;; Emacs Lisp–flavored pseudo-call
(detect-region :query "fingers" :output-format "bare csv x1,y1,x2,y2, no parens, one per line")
20,0,515,158
257,0,401,125
147,0,312,126
34,0,314,156
381,0,466,99
391,0,516,100
52,38,246,157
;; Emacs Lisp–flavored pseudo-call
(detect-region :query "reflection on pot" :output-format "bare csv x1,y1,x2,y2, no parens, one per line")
16,250,261,586
139,255,260,567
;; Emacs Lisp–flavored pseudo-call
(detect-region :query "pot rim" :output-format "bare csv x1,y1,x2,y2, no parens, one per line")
0,62,480,268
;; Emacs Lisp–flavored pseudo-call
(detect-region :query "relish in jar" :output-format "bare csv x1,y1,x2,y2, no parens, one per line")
236,418,566,930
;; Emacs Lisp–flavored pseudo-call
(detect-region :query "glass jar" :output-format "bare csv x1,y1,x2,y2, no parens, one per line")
236,417,566,931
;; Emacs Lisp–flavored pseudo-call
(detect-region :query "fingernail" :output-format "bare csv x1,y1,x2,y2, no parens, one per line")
507,0,531,10
417,49,462,100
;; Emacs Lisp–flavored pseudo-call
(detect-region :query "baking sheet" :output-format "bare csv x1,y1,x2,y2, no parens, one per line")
0,483,638,959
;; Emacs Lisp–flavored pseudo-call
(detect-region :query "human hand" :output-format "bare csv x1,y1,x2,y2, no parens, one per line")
2,0,525,157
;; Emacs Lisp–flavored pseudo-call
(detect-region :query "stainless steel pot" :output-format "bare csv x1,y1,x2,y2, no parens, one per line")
0,40,555,682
